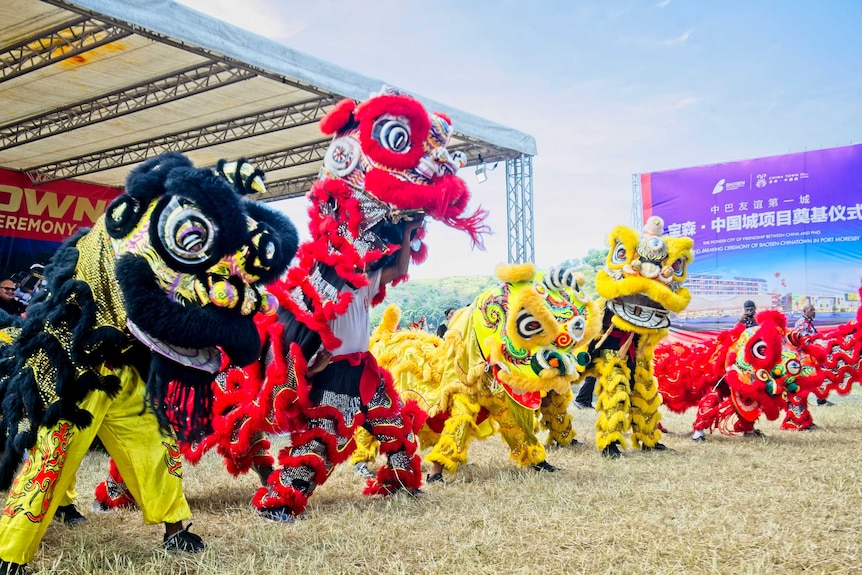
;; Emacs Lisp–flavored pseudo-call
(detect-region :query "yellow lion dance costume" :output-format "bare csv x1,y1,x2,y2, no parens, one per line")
590,215,693,458
353,263,600,481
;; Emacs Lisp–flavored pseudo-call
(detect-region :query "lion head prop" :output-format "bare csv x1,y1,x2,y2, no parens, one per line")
596,215,693,333
456,263,599,408
725,310,823,423
277,88,489,355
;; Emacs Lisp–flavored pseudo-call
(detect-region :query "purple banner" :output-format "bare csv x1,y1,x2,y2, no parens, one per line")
641,144,862,330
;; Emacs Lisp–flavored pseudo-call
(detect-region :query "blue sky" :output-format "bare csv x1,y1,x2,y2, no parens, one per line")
177,0,862,279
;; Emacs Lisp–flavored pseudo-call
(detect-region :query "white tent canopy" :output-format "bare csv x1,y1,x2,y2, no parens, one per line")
0,0,537,203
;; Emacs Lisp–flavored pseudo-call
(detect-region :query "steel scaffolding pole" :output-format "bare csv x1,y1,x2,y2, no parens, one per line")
506,154,535,264
631,173,643,228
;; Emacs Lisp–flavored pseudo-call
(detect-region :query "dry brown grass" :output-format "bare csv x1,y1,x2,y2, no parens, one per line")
16,391,862,575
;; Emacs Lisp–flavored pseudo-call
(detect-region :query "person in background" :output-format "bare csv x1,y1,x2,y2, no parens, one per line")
0,279,26,317
737,300,757,328
436,307,457,338
794,303,833,407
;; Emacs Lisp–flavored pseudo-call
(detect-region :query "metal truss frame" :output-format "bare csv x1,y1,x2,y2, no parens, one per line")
260,174,320,202
0,61,256,149
0,16,131,82
631,173,643,227
47,1,332,96
26,95,338,183
506,154,535,264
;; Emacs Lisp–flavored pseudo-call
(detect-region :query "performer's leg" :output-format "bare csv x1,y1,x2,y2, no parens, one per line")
692,389,721,438
362,374,422,495
733,417,757,434
55,478,77,507
574,375,596,408
594,352,632,455
93,458,138,511
629,373,663,449
253,419,339,517
781,394,814,430
96,366,191,526
426,393,482,475
0,391,110,565
540,388,581,446
54,475,87,525
493,396,547,468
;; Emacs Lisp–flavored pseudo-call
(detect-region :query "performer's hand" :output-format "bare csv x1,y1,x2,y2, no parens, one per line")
307,350,332,376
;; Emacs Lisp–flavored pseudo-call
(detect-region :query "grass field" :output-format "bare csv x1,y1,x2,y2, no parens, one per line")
14,391,862,575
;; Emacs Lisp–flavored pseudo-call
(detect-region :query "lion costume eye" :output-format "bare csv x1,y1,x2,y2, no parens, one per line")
785,359,801,375
372,116,411,153
671,257,686,278
610,241,628,265
750,339,768,360
515,309,543,338
157,196,217,267
568,316,586,342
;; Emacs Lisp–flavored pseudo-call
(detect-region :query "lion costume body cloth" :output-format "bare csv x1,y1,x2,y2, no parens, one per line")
655,311,825,436
175,89,490,519
352,264,599,475
0,153,298,566
655,285,862,435
589,216,694,458
783,285,862,427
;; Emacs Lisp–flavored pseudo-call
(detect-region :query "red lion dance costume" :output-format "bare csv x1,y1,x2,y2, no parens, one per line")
781,285,862,430
656,310,825,438
156,89,489,521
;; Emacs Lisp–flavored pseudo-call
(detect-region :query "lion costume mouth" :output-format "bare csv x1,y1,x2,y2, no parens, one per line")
127,320,222,373
607,295,671,329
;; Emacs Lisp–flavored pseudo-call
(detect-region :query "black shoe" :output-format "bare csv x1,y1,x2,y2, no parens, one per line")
56,504,87,526
163,523,206,553
569,438,586,446
531,460,558,472
602,442,623,459
692,435,706,442
425,472,444,484
817,399,834,407
642,442,668,452
253,464,274,487
0,560,26,575
744,429,765,438
573,401,594,410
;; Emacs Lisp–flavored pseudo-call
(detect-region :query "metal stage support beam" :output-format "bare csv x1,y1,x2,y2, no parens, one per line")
26,95,337,183
505,154,535,264
0,16,131,82
631,173,643,228
0,62,256,149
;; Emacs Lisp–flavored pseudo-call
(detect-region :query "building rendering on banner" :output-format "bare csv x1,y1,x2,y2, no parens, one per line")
634,143,862,331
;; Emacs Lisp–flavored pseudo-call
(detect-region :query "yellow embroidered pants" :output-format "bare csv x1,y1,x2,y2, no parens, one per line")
0,366,191,565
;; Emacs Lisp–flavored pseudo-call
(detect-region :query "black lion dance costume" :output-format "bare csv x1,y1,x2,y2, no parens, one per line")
0,153,298,571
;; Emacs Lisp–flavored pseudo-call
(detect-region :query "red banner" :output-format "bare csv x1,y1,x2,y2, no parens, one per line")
0,168,121,243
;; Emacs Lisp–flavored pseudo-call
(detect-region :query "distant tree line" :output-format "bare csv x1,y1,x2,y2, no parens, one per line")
371,248,610,331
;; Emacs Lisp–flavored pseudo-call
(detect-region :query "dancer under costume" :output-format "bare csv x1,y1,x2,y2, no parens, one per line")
254,219,425,520
0,153,298,572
